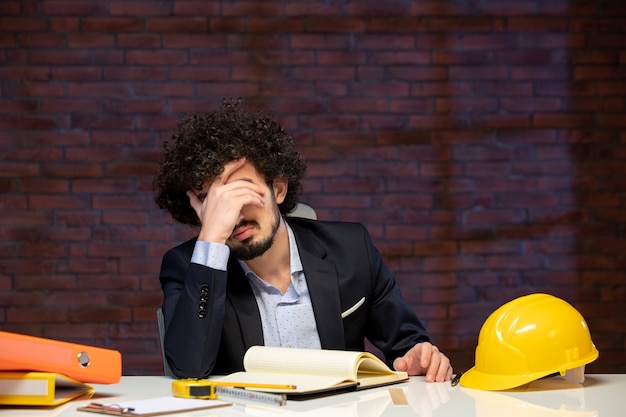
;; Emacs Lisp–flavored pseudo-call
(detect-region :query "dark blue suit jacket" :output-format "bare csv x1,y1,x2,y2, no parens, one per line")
159,218,430,378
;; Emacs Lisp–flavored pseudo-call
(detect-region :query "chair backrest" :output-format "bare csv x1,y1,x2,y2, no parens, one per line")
156,307,174,377
288,202,317,220
156,203,316,377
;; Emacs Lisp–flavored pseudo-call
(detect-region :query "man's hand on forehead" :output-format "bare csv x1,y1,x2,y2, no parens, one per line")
186,156,267,244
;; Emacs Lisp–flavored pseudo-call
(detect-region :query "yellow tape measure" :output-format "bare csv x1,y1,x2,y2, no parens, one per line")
172,378,289,406
171,379,217,399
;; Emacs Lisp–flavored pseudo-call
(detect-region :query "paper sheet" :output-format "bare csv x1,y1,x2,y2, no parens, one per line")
79,396,231,415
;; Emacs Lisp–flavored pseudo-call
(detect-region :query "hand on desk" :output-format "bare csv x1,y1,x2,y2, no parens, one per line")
393,342,453,382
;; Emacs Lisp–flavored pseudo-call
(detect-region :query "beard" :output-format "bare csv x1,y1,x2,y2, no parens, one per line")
229,200,282,261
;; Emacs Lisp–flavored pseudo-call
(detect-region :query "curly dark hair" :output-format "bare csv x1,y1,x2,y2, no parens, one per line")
154,99,307,226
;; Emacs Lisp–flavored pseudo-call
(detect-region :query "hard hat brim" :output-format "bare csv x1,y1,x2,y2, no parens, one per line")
460,347,599,391
460,366,553,391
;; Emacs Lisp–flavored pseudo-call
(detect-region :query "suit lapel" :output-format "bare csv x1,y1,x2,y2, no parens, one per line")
290,221,346,350
225,259,264,347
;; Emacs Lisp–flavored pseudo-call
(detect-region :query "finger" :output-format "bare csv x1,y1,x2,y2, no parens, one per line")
421,345,442,382
220,182,266,207
230,190,266,210
393,357,407,372
438,358,451,382
186,190,202,213
217,158,247,185
432,354,451,382
420,342,434,369
399,345,427,376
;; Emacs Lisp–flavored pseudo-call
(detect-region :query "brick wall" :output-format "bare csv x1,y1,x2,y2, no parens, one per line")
1,1,625,375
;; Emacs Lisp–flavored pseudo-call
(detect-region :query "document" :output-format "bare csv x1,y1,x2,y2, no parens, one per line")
77,396,231,416
214,346,408,396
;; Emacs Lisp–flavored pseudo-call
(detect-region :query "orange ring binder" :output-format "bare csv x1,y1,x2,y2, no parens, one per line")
0,331,122,384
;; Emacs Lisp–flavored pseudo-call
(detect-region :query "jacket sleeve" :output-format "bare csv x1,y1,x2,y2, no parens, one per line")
159,241,227,378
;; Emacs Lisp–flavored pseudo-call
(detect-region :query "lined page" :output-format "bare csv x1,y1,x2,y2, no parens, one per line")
242,347,390,379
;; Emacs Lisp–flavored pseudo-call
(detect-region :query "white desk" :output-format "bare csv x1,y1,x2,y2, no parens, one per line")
1,374,624,416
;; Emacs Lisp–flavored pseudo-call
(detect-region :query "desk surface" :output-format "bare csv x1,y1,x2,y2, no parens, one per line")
1,374,625,417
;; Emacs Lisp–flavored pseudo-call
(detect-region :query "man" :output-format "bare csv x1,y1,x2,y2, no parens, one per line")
154,99,453,382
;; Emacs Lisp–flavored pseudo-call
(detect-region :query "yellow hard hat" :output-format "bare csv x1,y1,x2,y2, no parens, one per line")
460,293,599,391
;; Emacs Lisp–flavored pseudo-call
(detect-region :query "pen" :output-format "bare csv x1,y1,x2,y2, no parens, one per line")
84,402,136,413
451,371,463,387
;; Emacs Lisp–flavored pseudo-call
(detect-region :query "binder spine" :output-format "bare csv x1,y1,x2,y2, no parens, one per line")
0,331,122,384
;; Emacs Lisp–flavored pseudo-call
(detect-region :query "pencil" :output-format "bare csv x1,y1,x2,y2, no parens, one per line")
210,381,297,390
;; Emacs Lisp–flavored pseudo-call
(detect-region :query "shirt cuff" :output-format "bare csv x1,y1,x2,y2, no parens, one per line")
191,240,230,271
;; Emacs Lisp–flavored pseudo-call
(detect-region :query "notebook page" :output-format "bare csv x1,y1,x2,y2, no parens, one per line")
243,346,365,379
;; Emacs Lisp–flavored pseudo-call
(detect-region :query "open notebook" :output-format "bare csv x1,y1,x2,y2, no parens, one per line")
213,346,408,396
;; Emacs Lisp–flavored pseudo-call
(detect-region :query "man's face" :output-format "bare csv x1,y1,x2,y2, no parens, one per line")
223,163,283,260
